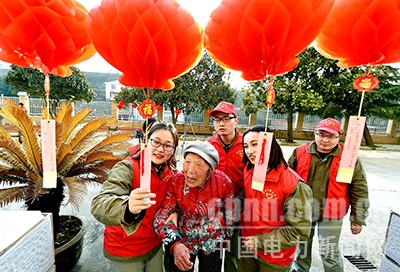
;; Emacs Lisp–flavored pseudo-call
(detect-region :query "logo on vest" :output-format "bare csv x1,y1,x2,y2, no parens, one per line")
263,188,277,200
236,150,243,158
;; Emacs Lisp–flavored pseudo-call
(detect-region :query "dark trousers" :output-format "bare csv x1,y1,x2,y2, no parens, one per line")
170,249,223,272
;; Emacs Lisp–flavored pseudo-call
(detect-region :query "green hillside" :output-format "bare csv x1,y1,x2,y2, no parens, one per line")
0,68,120,101
84,71,120,101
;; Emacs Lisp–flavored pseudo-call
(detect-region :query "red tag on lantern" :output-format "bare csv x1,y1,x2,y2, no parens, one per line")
175,109,182,116
137,100,156,119
266,86,275,107
353,75,379,92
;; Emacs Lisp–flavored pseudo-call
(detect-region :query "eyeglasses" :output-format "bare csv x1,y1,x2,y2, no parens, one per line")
149,138,175,152
316,132,340,139
213,116,236,123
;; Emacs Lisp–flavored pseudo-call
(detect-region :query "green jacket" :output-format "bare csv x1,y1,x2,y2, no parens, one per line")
288,142,369,225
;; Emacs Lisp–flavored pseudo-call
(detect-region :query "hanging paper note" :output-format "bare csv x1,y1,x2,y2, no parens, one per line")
252,132,273,191
140,142,152,200
41,120,57,188
337,116,366,183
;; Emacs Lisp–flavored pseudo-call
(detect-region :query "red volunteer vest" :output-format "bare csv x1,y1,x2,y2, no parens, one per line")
104,156,173,257
295,142,349,219
241,164,299,266
207,132,244,196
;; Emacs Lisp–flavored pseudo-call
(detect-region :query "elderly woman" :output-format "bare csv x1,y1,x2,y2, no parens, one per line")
154,140,236,272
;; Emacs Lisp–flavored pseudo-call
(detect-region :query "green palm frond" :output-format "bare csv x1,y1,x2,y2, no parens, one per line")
60,151,115,175
63,107,92,143
99,143,133,153
1,99,42,174
0,140,30,171
0,186,27,208
64,177,87,212
0,126,13,140
0,101,131,213
82,131,132,156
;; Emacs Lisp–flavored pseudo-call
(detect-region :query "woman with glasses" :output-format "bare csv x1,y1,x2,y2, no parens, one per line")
91,123,179,272
153,140,236,272
239,126,313,272
127,117,163,156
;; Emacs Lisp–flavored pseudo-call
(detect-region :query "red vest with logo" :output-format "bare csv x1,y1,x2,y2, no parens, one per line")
241,164,299,266
104,156,173,257
295,142,349,219
207,132,244,196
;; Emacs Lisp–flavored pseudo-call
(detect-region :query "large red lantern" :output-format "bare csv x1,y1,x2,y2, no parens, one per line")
204,0,334,81
0,0,96,77
87,0,203,90
315,0,400,67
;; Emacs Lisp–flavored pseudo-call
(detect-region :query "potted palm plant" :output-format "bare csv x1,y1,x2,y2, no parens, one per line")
0,99,133,271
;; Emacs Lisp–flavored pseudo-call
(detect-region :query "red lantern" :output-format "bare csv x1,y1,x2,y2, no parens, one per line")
87,0,203,90
315,0,400,67
132,103,137,108
156,105,163,111
117,104,123,110
137,100,156,119
204,0,334,81
0,0,96,77
119,100,125,106
175,109,181,116
266,86,275,107
353,75,379,92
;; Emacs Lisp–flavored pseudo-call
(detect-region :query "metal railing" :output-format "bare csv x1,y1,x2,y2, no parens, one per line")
1,96,398,136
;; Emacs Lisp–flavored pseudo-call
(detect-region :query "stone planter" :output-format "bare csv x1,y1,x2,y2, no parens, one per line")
55,215,88,272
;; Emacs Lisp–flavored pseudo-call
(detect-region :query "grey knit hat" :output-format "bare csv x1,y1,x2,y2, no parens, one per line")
184,140,219,170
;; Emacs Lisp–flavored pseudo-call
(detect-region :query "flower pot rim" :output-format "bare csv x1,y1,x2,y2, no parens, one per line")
54,214,88,255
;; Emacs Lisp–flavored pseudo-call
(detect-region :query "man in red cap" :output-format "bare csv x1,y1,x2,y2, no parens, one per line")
288,118,370,272
207,101,244,272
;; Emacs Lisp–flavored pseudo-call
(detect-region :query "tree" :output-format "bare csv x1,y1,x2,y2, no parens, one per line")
242,47,400,145
241,47,326,142
3,65,95,116
115,51,236,124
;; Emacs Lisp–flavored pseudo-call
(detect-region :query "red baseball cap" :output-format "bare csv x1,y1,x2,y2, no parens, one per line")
316,118,342,134
208,101,237,117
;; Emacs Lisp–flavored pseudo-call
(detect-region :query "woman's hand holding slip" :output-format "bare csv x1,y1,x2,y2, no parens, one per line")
128,188,156,214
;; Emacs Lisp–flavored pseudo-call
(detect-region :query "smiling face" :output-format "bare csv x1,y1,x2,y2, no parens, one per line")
183,153,211,188
243,131,259,165
148,129,175,166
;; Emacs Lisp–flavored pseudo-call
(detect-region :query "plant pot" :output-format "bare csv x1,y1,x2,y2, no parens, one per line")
55,215,88,272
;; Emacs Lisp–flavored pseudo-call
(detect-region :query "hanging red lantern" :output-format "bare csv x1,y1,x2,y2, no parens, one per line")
137,100,156,119
119,100,125,106
174,109,181,116
266,86,275,107
204,0,334,81
132,103,137,108
0,0,96,77
353,75,379,92
117,104,123,110
156,105,163,111
315,0,400,67
87,0,203,90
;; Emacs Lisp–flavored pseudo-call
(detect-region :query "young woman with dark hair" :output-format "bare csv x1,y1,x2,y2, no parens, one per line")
92,123,178,272
128,117,163,156
239,125,313,272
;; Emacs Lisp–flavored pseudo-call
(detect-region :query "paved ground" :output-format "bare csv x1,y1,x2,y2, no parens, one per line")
3,137,400,271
